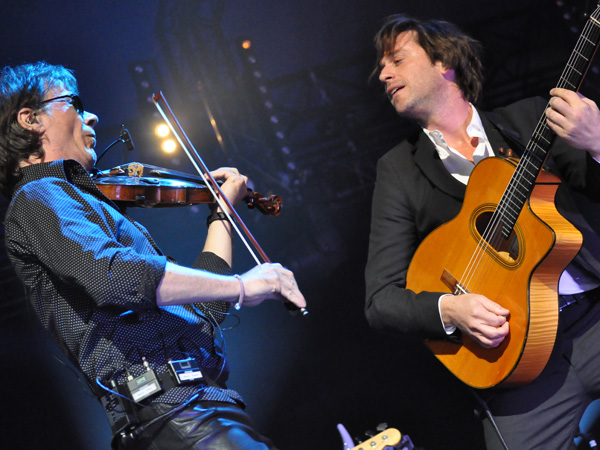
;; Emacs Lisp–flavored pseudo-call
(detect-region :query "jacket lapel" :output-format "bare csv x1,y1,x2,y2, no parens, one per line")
413,109,527,201
413,131,466,201
481,110,526,157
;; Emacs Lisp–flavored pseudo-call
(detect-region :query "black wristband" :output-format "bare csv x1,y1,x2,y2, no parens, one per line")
206,211,230,227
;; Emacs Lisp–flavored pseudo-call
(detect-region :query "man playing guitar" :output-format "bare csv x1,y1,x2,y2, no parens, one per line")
365,12,600,449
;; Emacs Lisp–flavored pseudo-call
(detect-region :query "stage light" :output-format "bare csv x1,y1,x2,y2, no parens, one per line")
241,39,252,50
162,139,177,153
156,123,170,137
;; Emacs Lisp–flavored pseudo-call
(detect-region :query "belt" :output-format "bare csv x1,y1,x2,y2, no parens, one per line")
104,368,203,408
101,369,204,436
559,286,600,312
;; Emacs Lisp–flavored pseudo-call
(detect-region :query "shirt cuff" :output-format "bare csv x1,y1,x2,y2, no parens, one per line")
438,294,457,335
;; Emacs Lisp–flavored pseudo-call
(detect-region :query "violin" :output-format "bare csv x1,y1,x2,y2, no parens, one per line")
152,91,306,315
93,162,282,216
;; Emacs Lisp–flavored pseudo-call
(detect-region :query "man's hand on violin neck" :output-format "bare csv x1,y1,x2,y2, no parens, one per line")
210,167,249,211
241,263,306,309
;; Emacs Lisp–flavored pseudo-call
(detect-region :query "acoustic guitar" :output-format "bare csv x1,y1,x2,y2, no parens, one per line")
406,4,600,388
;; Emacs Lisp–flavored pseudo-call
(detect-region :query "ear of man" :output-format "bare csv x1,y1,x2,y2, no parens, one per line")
17,107,38,128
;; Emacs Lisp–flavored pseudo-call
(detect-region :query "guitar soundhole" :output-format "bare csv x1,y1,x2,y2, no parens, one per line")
475,211,520,263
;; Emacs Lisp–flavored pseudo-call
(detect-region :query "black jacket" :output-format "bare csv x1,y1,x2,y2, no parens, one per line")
365,97,600,338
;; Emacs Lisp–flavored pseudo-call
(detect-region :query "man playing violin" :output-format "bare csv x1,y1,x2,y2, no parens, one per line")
0,61,305,449
365,14,600,449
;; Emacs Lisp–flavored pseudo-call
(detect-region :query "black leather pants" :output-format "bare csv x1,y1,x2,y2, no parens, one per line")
113,401,278,450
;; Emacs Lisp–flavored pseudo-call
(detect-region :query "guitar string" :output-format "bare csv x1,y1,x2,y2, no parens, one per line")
461,14,598,296
464,15,598,295
458,97,556,296
456,13,599,298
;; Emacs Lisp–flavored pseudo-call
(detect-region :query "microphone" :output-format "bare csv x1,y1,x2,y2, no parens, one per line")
120,124,135,151
95,124,135,165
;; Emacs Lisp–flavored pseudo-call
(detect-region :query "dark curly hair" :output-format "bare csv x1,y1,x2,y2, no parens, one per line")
372,14,483,104
0,62,78,196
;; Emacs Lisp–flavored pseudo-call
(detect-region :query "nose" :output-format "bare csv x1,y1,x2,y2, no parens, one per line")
84,111,99,128
379,63,394,83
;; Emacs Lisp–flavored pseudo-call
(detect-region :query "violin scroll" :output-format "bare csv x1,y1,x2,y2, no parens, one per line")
245,192,282,216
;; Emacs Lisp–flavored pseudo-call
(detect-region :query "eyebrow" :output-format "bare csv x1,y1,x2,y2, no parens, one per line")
379,49,406,67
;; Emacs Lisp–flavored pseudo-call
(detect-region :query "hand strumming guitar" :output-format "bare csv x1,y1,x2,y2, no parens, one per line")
440,294,510,349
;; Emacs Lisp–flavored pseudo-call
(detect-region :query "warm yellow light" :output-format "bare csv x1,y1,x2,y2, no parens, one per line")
162,139,177,153
156,123,170,137
241,40,252,50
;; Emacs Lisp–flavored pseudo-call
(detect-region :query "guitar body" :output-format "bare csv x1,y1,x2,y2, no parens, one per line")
406,157,582,388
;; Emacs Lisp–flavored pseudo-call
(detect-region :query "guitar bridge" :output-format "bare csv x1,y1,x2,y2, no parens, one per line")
441,269,470,295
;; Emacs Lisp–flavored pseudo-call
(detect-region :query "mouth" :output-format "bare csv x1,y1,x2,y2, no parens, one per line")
387,86,403,100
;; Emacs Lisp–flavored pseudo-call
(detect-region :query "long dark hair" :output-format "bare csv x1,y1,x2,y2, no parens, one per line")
0,61,78,196
372,14,483,104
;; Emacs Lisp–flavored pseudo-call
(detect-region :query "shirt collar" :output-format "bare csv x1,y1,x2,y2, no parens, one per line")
423,104,486,142
14,159,95,197
422,104,492,161
466,106,487,142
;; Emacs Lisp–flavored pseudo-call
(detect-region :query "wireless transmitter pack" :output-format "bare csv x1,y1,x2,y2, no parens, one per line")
168,357,204,385
126,368,163,403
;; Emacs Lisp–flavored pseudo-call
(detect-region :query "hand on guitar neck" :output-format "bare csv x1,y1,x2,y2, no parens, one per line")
440,293,510,349
546,88,600,160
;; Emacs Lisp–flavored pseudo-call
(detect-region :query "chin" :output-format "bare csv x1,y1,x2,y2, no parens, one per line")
88,149,98,165
79,153,96,171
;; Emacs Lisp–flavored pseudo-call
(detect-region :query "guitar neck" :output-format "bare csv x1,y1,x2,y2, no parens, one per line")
497,5,600,238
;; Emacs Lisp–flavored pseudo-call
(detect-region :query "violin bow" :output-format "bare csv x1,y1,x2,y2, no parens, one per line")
153,91,307,316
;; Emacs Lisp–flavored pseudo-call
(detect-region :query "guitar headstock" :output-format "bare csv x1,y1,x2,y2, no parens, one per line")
351,428,402,450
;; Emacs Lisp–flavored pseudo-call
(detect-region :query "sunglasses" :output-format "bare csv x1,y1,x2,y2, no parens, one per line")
39,94,84,116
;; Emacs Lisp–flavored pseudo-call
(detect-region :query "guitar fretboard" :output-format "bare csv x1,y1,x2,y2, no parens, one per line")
496,8,600,239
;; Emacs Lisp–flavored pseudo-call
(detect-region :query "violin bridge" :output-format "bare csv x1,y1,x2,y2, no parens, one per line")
127,162,144,179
